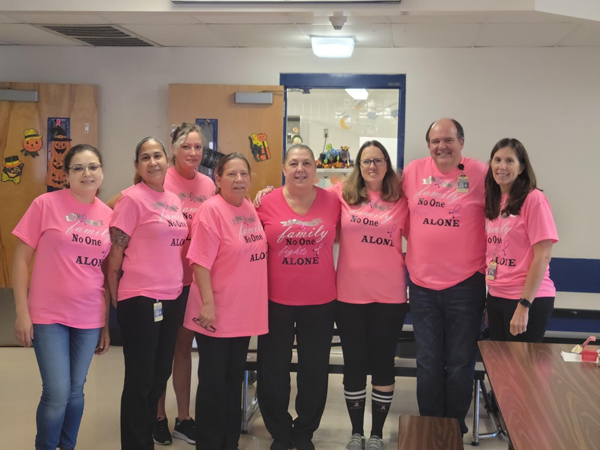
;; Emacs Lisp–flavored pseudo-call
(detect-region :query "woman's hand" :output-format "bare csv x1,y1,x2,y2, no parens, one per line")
95,326,110,355
253,186,274,208
196,302,216,329
14,313,34,348
510,303,529,336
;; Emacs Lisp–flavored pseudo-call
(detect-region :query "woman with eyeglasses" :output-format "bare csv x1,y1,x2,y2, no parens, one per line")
182,153,268,450
254,141,408,450
12,144,112,450
107,137,189,450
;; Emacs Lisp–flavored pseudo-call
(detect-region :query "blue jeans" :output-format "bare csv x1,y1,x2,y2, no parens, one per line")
32,324,100,450
409,272,485,434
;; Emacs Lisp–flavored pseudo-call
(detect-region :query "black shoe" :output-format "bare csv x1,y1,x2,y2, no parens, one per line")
153,418,172,446
173,417,196,445
270,439,293,450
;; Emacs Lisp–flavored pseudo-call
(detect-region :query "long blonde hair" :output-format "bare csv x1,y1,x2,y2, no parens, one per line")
342,140,401,205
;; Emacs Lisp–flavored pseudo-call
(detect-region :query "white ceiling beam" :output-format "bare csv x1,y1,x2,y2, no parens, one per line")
536,0,600,22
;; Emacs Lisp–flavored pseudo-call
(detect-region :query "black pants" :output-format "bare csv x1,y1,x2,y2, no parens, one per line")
194,333,250,450
336,301,409,390
487,294,554,343
257,301,336,445
117,294,184,450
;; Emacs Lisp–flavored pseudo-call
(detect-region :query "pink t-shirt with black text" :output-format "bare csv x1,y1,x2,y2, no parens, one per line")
485,189,558,299
333,182,409,304
111,182,188,301
257,187,340,306
184,195,268,338
164,167,215,286
12,189,112,328
403,156,487,290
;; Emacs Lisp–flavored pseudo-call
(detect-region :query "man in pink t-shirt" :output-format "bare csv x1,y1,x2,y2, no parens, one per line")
403,119,487,435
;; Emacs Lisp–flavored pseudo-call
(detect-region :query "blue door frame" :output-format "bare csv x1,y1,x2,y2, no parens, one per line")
279,73,407,169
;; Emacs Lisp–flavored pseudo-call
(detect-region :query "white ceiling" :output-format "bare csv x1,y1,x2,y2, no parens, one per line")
0,9,599,48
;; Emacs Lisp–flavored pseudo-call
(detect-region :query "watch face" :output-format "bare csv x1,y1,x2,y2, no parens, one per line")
519,299,532,308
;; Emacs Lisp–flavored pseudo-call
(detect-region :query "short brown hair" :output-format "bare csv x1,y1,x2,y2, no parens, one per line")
214,153,252,195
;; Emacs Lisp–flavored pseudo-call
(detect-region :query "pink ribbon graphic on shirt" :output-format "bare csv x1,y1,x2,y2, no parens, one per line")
434,178,444,188
313,243,324,256
502,240,510,256
448,204,462,219
387,224,398,238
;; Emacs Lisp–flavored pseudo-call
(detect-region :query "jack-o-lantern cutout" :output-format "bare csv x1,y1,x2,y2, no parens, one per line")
46,125,72,190
20,128,43,158
249,133,271,162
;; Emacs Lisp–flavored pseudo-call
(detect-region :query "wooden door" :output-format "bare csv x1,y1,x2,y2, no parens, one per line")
168,84,284,199
0,83,98,287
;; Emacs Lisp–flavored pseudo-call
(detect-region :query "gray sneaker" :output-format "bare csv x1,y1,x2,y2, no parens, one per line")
345,433,365,450
366,435,384,450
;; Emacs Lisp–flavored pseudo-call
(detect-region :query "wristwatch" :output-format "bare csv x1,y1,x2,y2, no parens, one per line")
519,298,532,308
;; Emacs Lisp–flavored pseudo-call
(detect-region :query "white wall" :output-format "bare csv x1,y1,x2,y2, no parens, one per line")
1,46,599,265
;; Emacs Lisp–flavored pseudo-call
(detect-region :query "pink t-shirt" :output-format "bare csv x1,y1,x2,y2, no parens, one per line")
183,195,268,338
485,190,558,299
257,187,340,306
164,167,215,286
12,189,112,328
403,156,487,290
111,182,188,301
333,182,409,304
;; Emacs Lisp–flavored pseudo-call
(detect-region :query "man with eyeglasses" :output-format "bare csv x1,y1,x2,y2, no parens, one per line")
402,118,487,435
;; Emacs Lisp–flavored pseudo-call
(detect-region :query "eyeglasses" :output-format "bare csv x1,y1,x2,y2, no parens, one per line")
192,317,217,333
69,164,102,174
359,158,387,168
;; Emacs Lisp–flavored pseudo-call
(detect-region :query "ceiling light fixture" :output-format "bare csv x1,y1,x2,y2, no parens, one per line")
345,89,369,100
311,36,354,58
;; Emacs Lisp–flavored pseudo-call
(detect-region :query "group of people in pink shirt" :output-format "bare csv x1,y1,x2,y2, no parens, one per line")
12,118,557,450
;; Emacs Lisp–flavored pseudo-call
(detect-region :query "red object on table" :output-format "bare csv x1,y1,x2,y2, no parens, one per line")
581,349,598,362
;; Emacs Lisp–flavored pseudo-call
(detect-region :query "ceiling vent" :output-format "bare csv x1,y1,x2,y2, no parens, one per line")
41,25,156,47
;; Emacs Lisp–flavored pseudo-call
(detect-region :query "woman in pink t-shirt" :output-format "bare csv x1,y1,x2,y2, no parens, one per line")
12,144,112,450
333,141,408,450
256,144,340,450
183,153,268,449
484,138,558,343
152,123,215,445
107,137,189,450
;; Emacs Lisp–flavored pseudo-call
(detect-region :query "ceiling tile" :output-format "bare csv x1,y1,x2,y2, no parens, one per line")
206,24,309,47
476,22,578,47
0,14,21,24
7,13,110,25
391,23,481,47
391,13,487,24
299,24,392,47
196,13,293,24
559,23,600,46
121,24,231,47
0,24,81,46
100,12,200,25
487,11,579,23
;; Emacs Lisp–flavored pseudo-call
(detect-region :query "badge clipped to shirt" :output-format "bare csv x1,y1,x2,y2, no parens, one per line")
154,301,164,322
457,174,469,194
487,260,498,281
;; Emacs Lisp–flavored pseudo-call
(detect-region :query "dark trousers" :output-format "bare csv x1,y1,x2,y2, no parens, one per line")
194,333,250,450
487,294,554,343
117,295,184,450
336,301,409,390
409,272,486,434
257,301,336,445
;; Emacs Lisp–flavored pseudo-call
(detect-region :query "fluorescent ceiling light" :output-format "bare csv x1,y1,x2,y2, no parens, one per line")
345,89,369,100
311,36,354,58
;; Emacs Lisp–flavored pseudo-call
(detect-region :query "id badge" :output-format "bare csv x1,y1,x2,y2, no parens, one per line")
487,261,497,281
457,174,469,193
154,301,164,322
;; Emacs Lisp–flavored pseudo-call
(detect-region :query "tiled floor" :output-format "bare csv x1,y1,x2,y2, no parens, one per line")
0,348,508,449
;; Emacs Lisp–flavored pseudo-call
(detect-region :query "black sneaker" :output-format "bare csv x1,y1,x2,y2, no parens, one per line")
153,418,172,446
173,417,196,445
